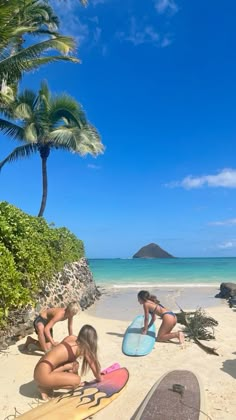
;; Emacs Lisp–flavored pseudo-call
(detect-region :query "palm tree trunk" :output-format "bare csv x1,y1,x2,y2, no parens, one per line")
38,146,50,217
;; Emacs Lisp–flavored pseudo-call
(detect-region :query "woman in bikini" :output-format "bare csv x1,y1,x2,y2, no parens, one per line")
24,302,80,353
137,290,184,344
34,324,102,400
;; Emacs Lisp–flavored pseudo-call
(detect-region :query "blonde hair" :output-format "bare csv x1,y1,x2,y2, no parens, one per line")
77,324,100,376
66,302,80,316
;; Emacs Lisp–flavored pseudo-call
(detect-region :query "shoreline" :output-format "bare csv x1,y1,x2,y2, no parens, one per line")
1,286,235,420
93,285,225,321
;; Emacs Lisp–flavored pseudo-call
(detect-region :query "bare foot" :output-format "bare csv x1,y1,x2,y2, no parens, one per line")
39,387,52,401
178,331,185,345
23,336,35,351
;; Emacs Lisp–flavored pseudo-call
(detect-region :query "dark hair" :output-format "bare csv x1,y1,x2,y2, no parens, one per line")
138,290,160,304
77,324,100,376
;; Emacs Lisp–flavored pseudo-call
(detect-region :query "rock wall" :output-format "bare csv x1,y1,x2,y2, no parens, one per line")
0,258,100,350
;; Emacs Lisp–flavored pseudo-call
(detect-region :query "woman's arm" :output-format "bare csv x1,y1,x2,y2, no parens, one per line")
141,303,149,334
148,313,156,328
67,316,73,336
44,312,63,346
85,353,102,382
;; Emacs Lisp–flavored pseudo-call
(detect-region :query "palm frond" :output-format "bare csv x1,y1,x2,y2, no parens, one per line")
49,95,86,128
38,80,50,114
49,124,104,156
0,143,38,170
0,35,79,82
74,125,104,155
24,122,38,142
0,118,25,141
48,127,78,149
0,1,59,50
16,89,37,110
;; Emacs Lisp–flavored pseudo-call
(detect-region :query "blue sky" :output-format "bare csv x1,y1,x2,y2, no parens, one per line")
1,0,236,258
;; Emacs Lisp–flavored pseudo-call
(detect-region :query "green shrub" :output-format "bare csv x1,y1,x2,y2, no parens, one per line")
0,202,84,326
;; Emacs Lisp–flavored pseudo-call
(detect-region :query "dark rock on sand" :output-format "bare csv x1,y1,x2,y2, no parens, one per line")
215,282,236,299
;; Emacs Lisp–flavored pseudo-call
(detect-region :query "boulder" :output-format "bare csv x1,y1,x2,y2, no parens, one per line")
215,282,236,299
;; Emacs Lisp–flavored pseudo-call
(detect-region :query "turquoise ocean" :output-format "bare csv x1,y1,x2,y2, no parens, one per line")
88,257,236,289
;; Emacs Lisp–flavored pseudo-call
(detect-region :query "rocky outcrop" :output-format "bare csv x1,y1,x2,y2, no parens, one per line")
0,257,100,350
133,243,174,259
215,282,236,299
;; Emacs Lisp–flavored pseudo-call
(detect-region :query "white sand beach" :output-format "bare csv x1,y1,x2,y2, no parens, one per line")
1,289,236,420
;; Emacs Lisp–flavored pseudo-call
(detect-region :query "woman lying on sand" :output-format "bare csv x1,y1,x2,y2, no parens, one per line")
34,324,102,400
137,290,184,344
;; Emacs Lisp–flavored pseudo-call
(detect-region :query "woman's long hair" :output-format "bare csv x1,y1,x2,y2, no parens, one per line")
77,324,100,376
138,290,160,304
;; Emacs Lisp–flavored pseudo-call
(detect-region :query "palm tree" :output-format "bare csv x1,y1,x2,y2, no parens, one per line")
0,81,104,216
0,0,79,92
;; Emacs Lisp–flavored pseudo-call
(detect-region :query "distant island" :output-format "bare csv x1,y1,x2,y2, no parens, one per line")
133,243,175,259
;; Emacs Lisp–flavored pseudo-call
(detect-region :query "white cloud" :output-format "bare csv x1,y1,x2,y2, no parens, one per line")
209,218,236,226
155,0,178,15
51,0,75,12
52,0,178,51
160,35,173,47
116,17,160,46
91,0,106,5
218,240,236,249
87,164,101,170
167,169,236,189
93,26,102,43
51,1,89,44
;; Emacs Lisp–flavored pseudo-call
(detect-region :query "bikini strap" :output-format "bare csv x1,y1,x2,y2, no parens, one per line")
63,341,77,362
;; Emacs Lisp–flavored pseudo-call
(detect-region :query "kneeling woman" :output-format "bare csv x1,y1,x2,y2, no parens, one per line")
34,324,102,400
137,290,184,344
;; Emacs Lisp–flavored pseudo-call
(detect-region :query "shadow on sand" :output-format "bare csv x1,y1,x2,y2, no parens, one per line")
221,352,236,379
20,380,65,400
18,343,43,357
106,331,124,338
19,380,39,398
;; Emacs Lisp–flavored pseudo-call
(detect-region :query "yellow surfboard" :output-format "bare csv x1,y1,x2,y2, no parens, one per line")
19,368,129,420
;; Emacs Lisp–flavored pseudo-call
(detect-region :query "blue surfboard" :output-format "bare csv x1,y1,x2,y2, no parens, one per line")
122,315,156,356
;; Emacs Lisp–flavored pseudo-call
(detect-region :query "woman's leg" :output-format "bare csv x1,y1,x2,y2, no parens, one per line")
45,371,81,391
53,362,79,374
36,323,52,352
23,336,38,350
157,315,184,344
23,335,51,352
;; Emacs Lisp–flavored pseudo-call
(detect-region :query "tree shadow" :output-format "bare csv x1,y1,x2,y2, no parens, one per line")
221,352,236,379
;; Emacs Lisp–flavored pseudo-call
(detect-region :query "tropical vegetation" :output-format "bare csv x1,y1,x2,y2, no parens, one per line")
0,0,79,102
0,202,84,326
0,81,104,216
0,0,102,329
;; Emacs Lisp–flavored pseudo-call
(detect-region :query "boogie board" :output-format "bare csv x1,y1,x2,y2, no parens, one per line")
19,368,129,420
133,370,205,420
122,315,156,356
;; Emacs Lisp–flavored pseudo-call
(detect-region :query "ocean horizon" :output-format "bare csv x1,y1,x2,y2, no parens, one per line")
88,257,236,289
